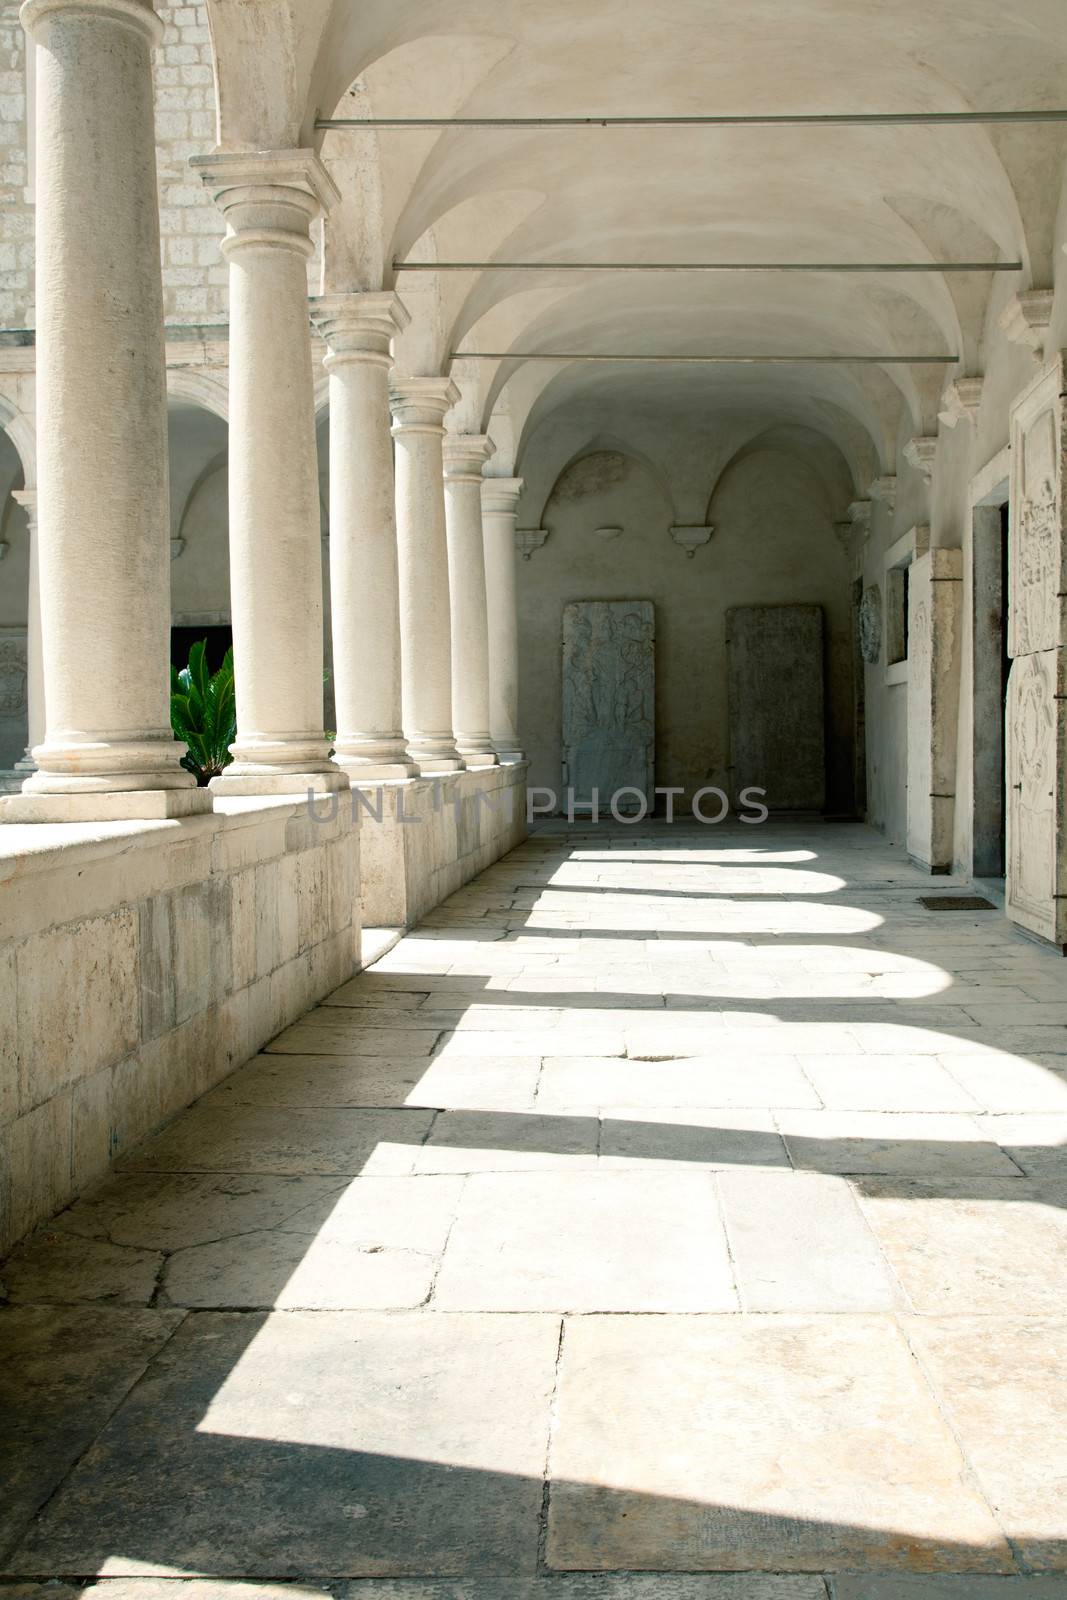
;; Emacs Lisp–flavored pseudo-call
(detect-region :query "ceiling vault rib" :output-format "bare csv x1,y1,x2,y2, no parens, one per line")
449,353,959,364
320,110,1067,129
396,261,1020,273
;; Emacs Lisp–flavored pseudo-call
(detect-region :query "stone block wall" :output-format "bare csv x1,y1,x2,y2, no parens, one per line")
359,765,529,930
0,797,360,1252
0,2,321,328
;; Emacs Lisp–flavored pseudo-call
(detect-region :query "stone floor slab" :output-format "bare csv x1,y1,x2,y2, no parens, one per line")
718,1169,900,1310
779,1111,1023,1176
854,1179,1067,1313
537,1055,819,1111
8,1311,561,1578
904,1316,1067,1570
2,1229,163,1305
0,1305,183,1561
548,1314,1011,1573
161,1230,436,1310
433,1170,736,1311
53,1171,347,1251
117,1106,435,1176
797,1055,982,1112
413,1110,599,1172
598,1107,788,1169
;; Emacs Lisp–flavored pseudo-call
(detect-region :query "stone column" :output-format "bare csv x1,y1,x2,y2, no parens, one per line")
311,294,415,781
12,490,41,771
10,0,203,819
389,377,464,773
481,477,525,762
443,434,498,768
193,150,344,794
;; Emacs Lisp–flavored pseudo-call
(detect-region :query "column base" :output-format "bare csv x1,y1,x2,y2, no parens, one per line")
210,770,350,797
1,788,213,823
456,734,499,769
335,757,418,782
414,756,466,775
495,748,526,765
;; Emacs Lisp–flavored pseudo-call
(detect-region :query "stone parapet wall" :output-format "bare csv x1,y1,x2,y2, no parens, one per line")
0,796,361,1251
358,764,529,930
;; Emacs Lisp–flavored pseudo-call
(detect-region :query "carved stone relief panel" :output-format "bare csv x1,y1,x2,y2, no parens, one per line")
562,600,655,810
1006,649,1062,943
858,585,882,664
727,604,825,811
0,628,28,715
1009,359,1065,659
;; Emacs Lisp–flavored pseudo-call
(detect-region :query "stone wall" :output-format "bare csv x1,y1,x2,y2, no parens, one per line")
0,797,361,1251
358,764,529,929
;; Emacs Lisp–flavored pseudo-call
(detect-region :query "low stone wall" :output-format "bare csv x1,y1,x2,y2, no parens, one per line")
358,763,528,929
0,795,360,1252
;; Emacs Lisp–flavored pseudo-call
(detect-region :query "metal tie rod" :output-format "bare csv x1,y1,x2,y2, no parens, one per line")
320,110,1067,129
397,260,1020,274
449,352,959,364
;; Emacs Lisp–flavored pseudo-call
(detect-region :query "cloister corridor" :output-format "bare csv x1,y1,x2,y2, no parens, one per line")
4,819,1067,1597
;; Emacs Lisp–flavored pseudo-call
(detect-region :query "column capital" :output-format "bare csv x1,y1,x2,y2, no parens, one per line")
444,433,495,483
21,0,162,44
192,149,340,260
481,476,524,518
390,375,460,435
12,488,37,527
310,292,411,369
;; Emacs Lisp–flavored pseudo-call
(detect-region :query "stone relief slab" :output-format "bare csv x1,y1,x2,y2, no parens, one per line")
1009,358,1066,659
906,550,962,871
562,600,654,810
1007,357,1067,944
858,585,882,664
727,604,825,811
1006,648,1063,943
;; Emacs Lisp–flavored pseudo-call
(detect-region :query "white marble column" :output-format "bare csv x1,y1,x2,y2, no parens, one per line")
12,489,41,772
390,377,464,774
10,0,202,819
311,293,415,781
443,434,497,768
194,150,344,795
481,477,525,762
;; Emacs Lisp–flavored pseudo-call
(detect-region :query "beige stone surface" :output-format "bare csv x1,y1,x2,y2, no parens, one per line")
434,1170,736,1311
855,1180,1067,1313
906,1317,1067,1570
549,1314,1010,1572
117,1105,434,1176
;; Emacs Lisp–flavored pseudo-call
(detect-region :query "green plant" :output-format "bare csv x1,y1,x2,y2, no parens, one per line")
170,639,237,786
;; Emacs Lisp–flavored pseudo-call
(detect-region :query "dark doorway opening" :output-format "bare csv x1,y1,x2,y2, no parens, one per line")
972,496,1010,880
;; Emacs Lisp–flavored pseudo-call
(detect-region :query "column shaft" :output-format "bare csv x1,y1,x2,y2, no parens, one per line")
482,477,525,762
194,151,344,794
311,294,415,781
390,377,464,774
12,0,200,816
444,434,497,767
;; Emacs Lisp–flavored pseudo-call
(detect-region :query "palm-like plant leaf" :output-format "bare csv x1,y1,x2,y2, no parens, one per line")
170,641,236,785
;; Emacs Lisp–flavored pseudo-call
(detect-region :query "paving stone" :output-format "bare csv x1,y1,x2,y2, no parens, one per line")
797,1055,982,1112
116,1106,435,1176
54,1172,347,1251
162,1230,436,1309
718,1169,900,1310
978,1115,1067,1176
941,1055,1067,1113
322,986,430,1008
277,1175,465,1251
548,1314,1011,1573
537,1055,819,1111
433,1028,626,1058
266,1022,443,1057
599,1107,788,1169
905,1317,1067,1570
854,1179,1067,1313
0,1305,183,1559
8,1311,559,1577
1,1229,163,1305
831,1580,1067,1597
779,1111,1023,1176
413,1110,599,1173
433,1171,736,1311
